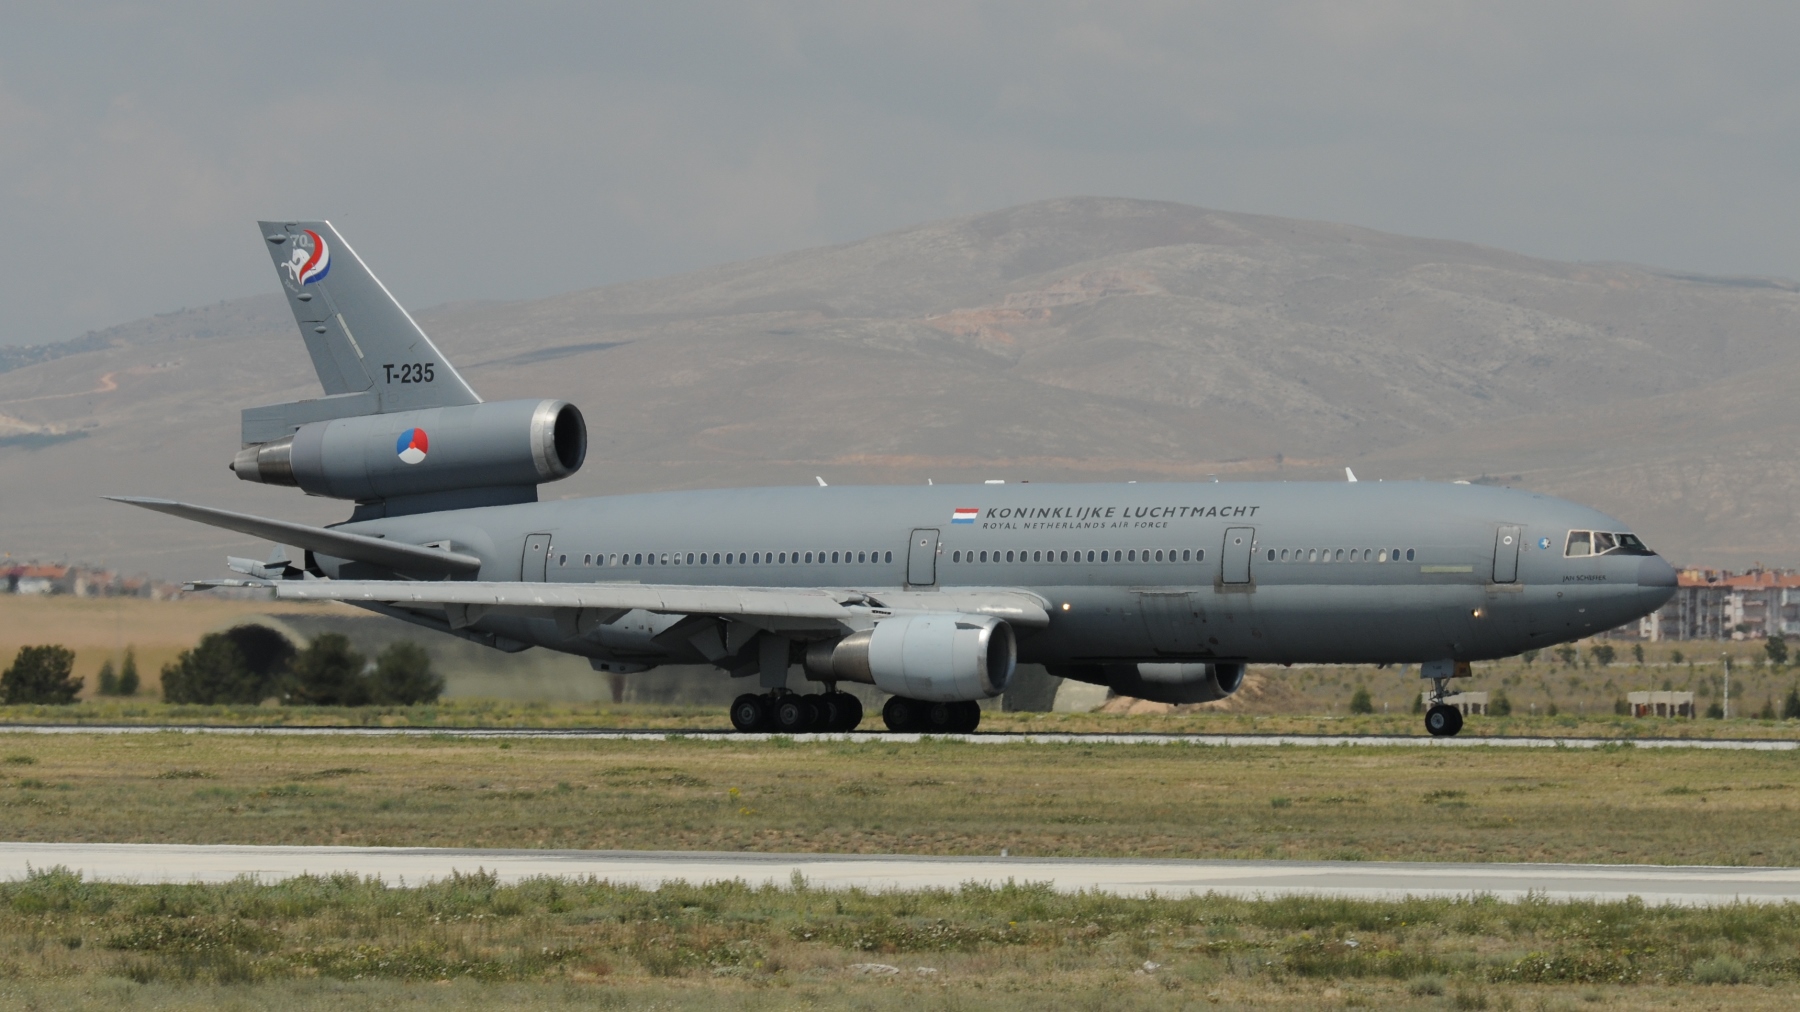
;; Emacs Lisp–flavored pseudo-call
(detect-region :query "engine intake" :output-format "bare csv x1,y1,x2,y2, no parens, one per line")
805,613,1015,702
232,399,586,502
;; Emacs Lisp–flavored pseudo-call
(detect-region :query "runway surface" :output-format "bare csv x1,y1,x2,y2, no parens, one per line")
3,843,1796,905
0,724,1795,750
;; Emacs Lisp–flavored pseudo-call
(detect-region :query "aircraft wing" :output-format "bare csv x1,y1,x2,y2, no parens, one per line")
272,581,1051,629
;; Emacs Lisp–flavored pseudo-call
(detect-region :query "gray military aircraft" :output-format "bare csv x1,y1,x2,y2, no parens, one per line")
116,221,1679,736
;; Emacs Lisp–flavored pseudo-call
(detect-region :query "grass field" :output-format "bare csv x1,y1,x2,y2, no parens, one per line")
0,871,1796,1009
1,731,1798,865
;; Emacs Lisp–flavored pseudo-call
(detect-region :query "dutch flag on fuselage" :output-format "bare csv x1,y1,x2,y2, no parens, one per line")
951,507,978,524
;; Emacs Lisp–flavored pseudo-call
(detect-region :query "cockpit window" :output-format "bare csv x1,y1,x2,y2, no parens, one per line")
1565,530,1656,557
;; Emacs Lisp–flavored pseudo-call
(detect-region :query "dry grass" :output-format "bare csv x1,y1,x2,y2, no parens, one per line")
1,732,1798,864
0,870,1797,1009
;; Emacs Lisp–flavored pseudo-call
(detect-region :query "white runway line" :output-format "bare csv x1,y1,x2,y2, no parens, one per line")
0,724,1794,749
3,843,1796,906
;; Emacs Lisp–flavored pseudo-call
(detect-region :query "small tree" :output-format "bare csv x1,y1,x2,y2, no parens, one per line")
369,641,444,705
1,646,82,704
1632,644,1645,665
1758,698,1777,720
1348,686,1373,714
96,658,119,695
1783,686,1800,721
1554,644,1578,667
1591,644,1616,667
118,649,139,696
1521,649,1538,666
1491,691,1513,716
161,634,263,705
1671,649,1685,665
1705,700,1724,719
286,634,370,706
1766,636,1789,668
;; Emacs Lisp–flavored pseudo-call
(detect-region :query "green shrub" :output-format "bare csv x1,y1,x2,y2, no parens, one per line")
285,634,370,706
1348,687,1373,714
1490,691,1512,716
1,645,82,704
369,642,443,705
161,635,264,705
1691,955,1746,985
96,659,118,696
118,649,140,696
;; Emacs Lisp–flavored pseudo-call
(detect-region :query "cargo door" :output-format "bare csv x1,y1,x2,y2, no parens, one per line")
1140,592,1207,654
1493,525,1521,584
522,533,552,582
1221,527,1255,585
907,528,939,587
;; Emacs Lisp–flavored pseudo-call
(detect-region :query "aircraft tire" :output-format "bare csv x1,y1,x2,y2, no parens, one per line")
882,695,924,732
924,702,959,733
1425,703,1464,737
730,693,769,733
828,692,863,732
774,695,815,734
953,700,982,733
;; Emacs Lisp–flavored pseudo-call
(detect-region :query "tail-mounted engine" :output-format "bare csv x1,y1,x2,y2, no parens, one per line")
231,399,586,504
805,613,1016,702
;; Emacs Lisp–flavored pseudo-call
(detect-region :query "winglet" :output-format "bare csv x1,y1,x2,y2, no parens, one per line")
1345,467,1359,483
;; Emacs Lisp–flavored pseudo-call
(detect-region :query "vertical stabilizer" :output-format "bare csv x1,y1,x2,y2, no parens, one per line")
258,221,480,413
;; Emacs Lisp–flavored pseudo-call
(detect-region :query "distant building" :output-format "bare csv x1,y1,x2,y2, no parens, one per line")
1420,690,1488,715
1630,568,1800,641
1626,691,1695,718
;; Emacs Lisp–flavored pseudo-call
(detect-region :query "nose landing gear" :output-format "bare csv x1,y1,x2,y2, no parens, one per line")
1422,662,1466,737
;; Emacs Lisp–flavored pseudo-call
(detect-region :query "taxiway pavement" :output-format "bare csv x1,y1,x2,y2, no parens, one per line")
3,843,1795,905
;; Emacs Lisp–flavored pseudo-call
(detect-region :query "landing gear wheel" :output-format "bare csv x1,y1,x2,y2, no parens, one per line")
1425,703,1464,737
730,693,770,733
950,700,982,733
774,694,817,733
924,702,959,733
827,692,864,732
882,695,924,732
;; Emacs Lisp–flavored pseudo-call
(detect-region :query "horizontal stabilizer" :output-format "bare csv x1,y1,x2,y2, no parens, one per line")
107,496,482,578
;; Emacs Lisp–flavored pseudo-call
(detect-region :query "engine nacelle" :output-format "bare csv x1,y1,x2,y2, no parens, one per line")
232,399,586,502
1048,661,1246,705
805,613,1015,702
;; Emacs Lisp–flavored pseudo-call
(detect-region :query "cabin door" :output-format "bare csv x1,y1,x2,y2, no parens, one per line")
1221,527,1255,584
907,529,940,587
1493,525,1521,584
522,533,552,581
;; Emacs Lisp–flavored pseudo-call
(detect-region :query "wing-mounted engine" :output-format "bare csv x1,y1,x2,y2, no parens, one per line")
805,613,1016,702
1049,661,1246,705
231,398,586,513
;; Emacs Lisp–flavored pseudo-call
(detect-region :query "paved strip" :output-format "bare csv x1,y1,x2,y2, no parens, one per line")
3,843,1795,906
0,724,1793,749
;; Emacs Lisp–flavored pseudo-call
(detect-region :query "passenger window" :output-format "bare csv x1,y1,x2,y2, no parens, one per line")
1592,532,1617,555
854,552,863,563
1006,551,1015,563
1333,548,1343,561
1266,549,1275,561
885,551,893,563
1377,550,1387,563
1197,549,1205,561
1308,549,1317,562
1153,550,1162,562
558,554,566,566
1565,531,1591,557
683,553,692,565
1405,549,1415,561
1182,549,1191,562
659,553,668,565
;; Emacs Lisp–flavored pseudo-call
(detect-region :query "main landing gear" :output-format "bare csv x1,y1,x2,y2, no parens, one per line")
881,697,981,734
730,691,864,733
1424,672,1464,738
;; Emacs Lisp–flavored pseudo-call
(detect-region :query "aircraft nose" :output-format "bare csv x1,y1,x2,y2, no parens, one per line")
1637,555,1677,588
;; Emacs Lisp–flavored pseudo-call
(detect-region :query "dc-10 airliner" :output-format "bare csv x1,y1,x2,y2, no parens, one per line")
116,221,1679,736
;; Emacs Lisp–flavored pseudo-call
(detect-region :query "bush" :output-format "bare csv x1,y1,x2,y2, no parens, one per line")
1590,644,1616,666
1705,700,1724,719
370,641,444,705
1784,686,1800,721
1,645,82,704
1691,955,1747,985
161,634,267,704
96,659,118,695
1348,687,1373,714
1769,636,1790,668
118,649,140,696
286,634,370,706
1490,691,1512,717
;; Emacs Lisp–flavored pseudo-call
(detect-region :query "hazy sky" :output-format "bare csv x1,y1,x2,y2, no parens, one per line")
3,2,1797,346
